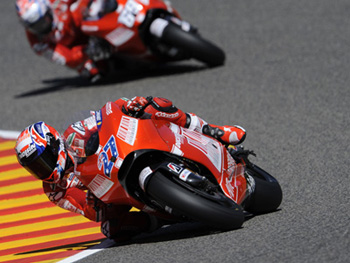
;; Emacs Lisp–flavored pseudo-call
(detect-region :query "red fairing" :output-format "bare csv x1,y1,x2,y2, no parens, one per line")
36,96,248,239
73,101,248,208
37,96,247,228
74,102,170,206
20,0,183,76
79,0,181,55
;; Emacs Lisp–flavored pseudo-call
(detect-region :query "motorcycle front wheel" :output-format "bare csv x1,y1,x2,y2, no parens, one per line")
151,19,225,67
145,171,244,230
244,164,283,214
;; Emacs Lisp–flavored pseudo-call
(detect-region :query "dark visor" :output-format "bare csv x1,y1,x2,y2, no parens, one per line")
26,11,53,35
23,143,58,180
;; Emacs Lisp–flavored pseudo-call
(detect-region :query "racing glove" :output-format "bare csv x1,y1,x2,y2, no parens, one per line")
86,190,105,222
126,96,150,112
59,172,85,189
80,59,102,83
85,37,112,61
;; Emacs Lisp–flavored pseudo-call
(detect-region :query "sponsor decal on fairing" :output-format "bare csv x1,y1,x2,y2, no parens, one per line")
106,102,113,115
117,116,138,145
169,123,222,172
155,112,179,119
85,115,96,130
167,163,183,174
71,121,86,135
114,156,124,169
169,123,184,156
95,110,103,129
88,174,114,199
66,132,76,147
138,0,149,5
225,150,237,180
220,151,245,203
106,27,135,46
179,169,191,181
225,176,238,203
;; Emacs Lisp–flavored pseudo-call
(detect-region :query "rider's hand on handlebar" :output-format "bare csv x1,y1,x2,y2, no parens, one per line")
126,96,150,113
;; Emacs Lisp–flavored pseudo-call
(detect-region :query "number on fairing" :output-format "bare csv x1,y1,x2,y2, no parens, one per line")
118,0,143,28
98,135,118,177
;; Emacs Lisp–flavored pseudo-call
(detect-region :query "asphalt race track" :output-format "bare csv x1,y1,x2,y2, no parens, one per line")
1,0,349,262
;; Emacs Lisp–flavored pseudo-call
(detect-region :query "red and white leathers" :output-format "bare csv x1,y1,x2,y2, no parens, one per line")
43,96,246,240
22,0,103,79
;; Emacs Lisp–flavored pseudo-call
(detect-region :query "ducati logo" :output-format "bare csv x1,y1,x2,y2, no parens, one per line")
167,163,183,174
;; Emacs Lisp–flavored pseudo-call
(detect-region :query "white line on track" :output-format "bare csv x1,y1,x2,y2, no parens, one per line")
0,130,20,140
56,239,116,263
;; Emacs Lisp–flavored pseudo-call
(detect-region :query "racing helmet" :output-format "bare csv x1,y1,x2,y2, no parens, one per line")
15,0,53,35
15,122,61,181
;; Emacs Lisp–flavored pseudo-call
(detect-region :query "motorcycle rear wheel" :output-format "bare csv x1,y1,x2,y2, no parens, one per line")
146,171,244,230
160,23,226,67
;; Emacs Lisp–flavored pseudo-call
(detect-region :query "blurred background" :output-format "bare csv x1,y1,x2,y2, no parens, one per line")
0,0,349,262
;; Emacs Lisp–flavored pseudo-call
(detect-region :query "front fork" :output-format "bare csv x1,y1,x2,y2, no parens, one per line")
139,161,207,193
138,9,196,53
227,145,257,208
149,16,197,38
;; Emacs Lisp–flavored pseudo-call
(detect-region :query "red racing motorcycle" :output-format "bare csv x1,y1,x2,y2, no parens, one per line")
71,101,282,230
81,0,225,67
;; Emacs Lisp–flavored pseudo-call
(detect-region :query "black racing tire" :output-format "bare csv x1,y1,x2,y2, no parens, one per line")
146,171,244,230
244,165,283,214
161,23,225,67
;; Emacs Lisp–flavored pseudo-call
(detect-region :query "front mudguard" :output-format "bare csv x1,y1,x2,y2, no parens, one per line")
117,149,184,205
118,149,220,211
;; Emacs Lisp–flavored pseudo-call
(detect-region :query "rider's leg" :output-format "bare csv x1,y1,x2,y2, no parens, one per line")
186,113,246,145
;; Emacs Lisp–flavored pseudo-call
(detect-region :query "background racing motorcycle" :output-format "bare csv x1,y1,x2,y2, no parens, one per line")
82,0,226,70
71,100,283,231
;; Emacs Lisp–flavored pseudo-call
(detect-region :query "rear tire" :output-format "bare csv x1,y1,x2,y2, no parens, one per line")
160,22,225,67
146,171,244,230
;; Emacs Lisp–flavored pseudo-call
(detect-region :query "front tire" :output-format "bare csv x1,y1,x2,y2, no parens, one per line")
146,171,244,230
244,165,283,214
150,18,225,67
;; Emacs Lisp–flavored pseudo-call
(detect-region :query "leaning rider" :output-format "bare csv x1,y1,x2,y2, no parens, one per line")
15,0,117,82
15,96,246,241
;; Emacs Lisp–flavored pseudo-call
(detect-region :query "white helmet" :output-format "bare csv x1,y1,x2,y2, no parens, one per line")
16,0,53,35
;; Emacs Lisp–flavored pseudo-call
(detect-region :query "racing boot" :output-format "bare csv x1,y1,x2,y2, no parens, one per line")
185,113,246,145
202,124,246,145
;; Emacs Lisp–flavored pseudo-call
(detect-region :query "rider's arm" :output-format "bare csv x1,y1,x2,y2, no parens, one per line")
117,96,211,134
70,0,91,26
117,96,189,126
144,97,188,126
26,29,98,77
50,44,88,69
143,97,214,133
50,44,102,80
64,115,99,157
43,180,101,222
